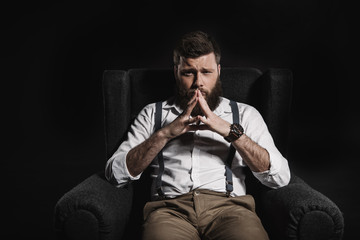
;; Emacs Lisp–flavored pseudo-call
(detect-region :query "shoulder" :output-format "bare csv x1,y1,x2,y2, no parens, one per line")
220,97,259,115
141,102,157,113
134,103,157,123
137,98,173,119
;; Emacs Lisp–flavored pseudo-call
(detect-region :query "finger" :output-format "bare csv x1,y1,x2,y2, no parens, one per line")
184,91,199,116
188,124,210,132
198,92,212,117
186,116,200,125
198,115,208,125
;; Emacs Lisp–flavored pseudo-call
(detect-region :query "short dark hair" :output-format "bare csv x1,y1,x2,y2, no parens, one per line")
173,31,221,65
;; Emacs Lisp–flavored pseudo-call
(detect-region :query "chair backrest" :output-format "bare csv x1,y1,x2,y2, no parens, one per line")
102,68,292,160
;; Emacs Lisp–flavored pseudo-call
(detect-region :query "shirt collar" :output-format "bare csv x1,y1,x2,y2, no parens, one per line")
214,97,232,116
163,97,182,114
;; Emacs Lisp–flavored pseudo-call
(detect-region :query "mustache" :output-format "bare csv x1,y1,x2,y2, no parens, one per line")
187,88,209,98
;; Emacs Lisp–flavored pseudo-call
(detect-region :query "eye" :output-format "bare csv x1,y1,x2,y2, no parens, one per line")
181,71,194,76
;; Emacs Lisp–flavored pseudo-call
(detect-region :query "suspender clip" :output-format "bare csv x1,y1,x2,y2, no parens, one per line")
226,180,233,185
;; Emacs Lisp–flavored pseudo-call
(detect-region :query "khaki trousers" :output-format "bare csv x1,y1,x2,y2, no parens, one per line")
142,190,269,240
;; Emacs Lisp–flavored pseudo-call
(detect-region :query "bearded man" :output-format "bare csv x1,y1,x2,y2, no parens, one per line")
105,31,291,240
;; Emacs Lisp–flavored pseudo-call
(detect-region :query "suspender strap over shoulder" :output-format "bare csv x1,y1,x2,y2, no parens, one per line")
154,101,165,197
225,100,239,196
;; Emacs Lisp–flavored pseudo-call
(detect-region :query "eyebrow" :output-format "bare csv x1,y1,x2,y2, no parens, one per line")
180,67,216,72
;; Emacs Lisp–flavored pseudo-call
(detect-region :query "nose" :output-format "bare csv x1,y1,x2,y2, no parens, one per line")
192,72,204,89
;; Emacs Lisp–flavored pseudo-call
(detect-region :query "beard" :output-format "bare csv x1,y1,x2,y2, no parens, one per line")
175,75,223,116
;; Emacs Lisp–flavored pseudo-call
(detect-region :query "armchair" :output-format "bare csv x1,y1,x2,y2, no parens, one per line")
54,68,344,240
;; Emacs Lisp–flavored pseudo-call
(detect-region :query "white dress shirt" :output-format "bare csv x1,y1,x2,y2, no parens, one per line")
105,97,291,198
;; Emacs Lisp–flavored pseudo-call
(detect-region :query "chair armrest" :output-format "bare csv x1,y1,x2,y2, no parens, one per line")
54,172,133,240
258,175,344,240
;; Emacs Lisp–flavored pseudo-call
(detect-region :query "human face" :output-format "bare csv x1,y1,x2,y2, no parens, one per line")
174,52,221,99
174,53,222,115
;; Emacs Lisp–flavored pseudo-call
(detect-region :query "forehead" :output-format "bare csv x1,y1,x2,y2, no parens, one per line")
179,52,217,69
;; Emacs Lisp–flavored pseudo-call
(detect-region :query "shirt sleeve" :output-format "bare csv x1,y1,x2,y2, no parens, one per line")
105,103,155,187
240,105,291,189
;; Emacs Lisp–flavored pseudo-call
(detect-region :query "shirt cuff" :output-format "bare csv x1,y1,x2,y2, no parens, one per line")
252,149,279,173
251,149,289,188
112,152,142,184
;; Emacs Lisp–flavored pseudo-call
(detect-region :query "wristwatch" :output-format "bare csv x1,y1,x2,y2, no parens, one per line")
224,123,244,142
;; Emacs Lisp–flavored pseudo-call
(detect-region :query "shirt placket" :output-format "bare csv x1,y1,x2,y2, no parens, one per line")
191,130,201,189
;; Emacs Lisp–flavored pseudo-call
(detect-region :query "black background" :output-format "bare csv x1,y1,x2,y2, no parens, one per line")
3,0,356,239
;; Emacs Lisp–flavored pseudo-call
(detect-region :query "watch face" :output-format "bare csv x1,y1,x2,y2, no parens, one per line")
225,123,244,142
232,123,244,135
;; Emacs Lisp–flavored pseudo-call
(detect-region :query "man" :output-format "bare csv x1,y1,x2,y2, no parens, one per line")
105,31,291,240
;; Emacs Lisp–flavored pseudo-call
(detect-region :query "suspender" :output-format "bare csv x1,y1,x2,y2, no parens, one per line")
226,100,239,196
155,102,165,196
154,100,239,197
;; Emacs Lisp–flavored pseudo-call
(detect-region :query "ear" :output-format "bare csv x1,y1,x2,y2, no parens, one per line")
218,64,221,76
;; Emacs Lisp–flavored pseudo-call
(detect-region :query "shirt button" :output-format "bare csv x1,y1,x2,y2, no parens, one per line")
194,190,200,196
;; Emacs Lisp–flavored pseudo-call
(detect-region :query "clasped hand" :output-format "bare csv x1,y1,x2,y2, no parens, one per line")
161,90,231,140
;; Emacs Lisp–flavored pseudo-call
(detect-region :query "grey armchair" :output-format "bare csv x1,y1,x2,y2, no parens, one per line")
54,68,344,240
